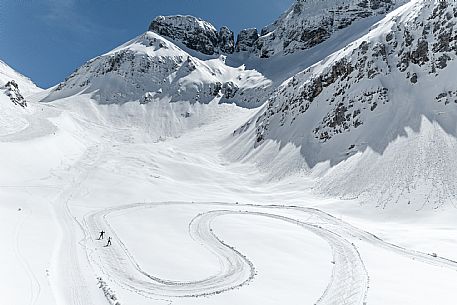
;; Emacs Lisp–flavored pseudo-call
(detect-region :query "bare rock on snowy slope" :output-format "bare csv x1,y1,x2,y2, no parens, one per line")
233,0,457,208
149,15,235,55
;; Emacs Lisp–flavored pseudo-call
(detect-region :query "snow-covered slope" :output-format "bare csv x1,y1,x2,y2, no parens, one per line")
233,0,457,209
0,60,42,96
0,60,43,135
4,1,457,305
0,60,42,107
43,31,271,108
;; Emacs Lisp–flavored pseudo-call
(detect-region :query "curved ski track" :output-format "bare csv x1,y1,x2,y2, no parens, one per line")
83,202,457,304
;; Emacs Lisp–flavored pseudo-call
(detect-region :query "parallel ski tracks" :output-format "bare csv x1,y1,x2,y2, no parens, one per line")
84,202,457,304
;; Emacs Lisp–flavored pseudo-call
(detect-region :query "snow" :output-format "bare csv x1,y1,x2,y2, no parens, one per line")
0,96,29,136
0,60,42,96
3,1,457,305
236,0,457,208
43,32,271,108
2,91,457,305
251,0,408,57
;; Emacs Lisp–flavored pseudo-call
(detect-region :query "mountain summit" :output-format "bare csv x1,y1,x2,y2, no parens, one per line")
146,0,406,58
253,0,407,57
43,31,270,106
43,0,405,107
149,16,235,55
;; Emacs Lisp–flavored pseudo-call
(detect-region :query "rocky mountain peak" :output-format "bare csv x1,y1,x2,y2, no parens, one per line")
253,0,406,58
44,31,271,107
149,15,235,55
148,0,405,58
235,28,259,52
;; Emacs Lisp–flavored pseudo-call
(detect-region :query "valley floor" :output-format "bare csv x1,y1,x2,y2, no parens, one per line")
1,97,457,305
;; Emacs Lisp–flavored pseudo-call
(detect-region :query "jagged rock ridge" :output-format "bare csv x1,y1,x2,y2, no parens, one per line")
147,0,405,58
253,0,406,58
43,0,408,107
149,16,234,55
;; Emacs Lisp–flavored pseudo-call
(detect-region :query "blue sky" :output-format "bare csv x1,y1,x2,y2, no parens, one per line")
0,0,292,88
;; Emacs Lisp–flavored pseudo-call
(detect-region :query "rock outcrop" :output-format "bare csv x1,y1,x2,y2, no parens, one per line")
252,0,405,58
235,28,259,52
254,0,457,149
218,26,235,54
2,80,27,107
228,0,457,209
44,31,271,107
149,15,235,55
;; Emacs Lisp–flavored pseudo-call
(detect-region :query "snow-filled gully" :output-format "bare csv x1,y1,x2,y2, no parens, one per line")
83,203,457,305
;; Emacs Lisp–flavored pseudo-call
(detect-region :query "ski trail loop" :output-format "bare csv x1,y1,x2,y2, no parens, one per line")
86,204,368,303
84,202,457,305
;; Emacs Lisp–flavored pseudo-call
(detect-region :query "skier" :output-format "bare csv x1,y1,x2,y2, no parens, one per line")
105,237,112,247
98,230,105,240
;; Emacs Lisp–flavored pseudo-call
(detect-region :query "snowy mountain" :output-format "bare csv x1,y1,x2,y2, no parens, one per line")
35,0,457,211
144,1,406,59
0,60,42,107
4,2,457,305
0,61,44,136
252,0,408,58
0,60,42,96
43,31,271,107
232,0,457,208
42,0,405,108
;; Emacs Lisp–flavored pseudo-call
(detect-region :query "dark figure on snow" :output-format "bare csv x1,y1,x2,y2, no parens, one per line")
106,237,112,247
98,230,105,240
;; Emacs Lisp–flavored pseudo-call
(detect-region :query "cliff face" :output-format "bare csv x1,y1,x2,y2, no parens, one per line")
149,16,235,55
235,29,259,52
252,0,406,58
147,1,406,58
